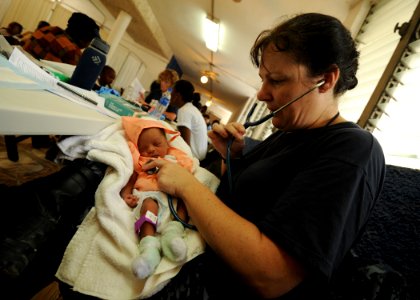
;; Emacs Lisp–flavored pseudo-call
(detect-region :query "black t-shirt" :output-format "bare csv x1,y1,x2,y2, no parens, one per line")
204,122,385,299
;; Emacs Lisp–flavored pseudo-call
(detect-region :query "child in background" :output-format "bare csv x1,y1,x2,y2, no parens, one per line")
121,117,195,279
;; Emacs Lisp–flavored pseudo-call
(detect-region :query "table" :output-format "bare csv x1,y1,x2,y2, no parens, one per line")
0,88,114,135
0,88,115,161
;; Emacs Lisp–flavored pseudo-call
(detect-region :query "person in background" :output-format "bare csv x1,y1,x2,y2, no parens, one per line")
143,69,179,121
22,12,99,65
18,20,50,43
143,13,385,299
200,104,208,115
203,113,212,131
93,65,120,96
0,21,23,45
23,13,99,151
169,79,208,161
93,65,116,90
144,80,162,105
36,20,50,30
192,92,202,111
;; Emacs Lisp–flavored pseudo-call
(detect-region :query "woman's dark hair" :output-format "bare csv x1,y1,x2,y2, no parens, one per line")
192,92,202,109
173,79,195,102
250,13,359,95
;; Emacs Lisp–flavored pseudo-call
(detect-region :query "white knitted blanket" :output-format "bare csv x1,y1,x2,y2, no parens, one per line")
55,118,219,299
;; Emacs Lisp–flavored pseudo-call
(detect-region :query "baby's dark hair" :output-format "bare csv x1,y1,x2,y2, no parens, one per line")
137,127,167,147
250,13,359,95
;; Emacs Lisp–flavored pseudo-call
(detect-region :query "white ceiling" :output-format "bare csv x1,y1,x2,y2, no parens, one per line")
100,0,360,115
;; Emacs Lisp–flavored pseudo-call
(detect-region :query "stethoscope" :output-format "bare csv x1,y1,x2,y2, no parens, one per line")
168,80,325,231
226,80,325,193
243,80,325,128
145,161,197,230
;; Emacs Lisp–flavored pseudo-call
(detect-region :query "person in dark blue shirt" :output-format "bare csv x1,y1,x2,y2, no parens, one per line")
144,13,385,299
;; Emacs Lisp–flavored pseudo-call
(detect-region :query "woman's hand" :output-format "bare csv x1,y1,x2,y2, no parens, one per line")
143,159,199,198
208,122,246,159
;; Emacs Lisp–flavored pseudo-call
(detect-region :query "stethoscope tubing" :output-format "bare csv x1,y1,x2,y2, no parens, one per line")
168,81,325,230
228,80,325,193
244,81,325,128
168,194,197,230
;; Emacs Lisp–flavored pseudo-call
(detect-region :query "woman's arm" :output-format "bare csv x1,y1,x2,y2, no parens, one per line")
145,160,307,298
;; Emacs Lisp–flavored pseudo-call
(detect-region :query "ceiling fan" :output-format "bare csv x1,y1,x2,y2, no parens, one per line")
200,62,218,84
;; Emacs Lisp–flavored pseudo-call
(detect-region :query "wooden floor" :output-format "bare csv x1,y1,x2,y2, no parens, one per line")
0,136,64,299
0,136,61,186
31,281,62,300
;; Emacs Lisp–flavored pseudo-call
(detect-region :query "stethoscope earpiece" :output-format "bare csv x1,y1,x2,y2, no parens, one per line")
317,80,326,87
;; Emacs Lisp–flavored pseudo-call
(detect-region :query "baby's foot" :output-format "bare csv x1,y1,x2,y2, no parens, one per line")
161,221,187,262
132,236,161,279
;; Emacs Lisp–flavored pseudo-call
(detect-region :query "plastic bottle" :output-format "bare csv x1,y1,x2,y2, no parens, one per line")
69,37,110,90
150,88,172,120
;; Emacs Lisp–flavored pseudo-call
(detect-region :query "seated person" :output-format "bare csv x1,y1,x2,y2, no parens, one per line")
18,20,49,44
121,117,195,279
143,69,179,121
144,80,162,105
0,21,23,45
93,65,119,95
22,12,99,65
94,65,116,89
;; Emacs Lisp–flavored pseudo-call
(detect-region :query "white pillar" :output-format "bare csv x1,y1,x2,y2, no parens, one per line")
106,10,132,61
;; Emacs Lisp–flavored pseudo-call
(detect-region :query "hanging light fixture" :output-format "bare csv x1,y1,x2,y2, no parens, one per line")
200,68,218,84
203,0,220,52
204,16,220,52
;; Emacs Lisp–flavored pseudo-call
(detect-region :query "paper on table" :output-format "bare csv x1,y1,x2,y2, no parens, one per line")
5,47,119,119
40,59,75,77
8,47,58,89
0,55,41,89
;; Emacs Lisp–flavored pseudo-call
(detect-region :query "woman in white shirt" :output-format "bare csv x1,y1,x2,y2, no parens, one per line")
170,80,208,161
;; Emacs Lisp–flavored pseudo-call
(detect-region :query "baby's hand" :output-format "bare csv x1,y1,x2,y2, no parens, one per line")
123,194,139,208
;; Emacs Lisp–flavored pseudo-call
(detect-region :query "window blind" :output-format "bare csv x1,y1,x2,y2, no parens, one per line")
339,0,418,122
359,1,420,169
238,0,419,149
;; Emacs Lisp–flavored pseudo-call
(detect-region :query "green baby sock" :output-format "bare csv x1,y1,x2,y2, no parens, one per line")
132,235,161,279
161,221,187,262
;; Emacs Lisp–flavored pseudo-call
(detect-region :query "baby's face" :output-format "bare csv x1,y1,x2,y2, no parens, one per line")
137,128,169,158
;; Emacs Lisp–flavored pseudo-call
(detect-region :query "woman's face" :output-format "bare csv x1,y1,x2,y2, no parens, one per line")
257,43,332,131
160,79,171,92
137,128,169,158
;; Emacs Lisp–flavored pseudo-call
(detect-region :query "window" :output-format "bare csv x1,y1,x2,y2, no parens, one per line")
238,0,419,160
357,0,420,169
